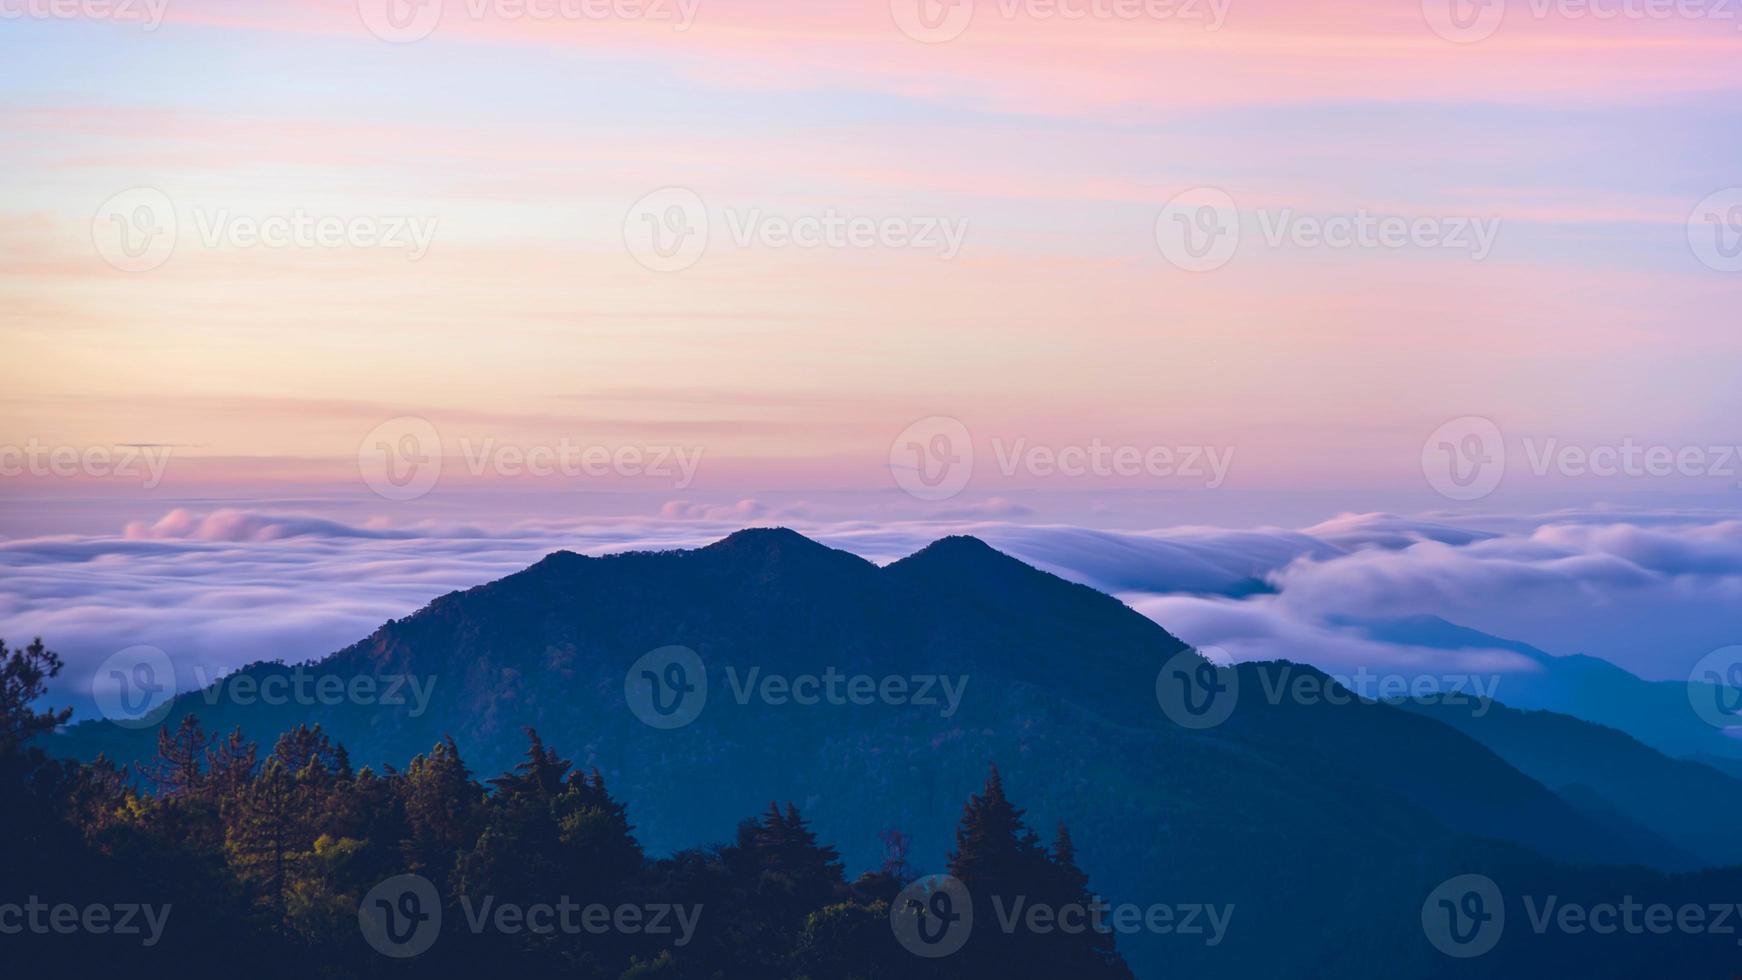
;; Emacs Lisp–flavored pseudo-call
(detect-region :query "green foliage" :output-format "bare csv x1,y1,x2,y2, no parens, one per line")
1,647,1134,978
0,636,71,753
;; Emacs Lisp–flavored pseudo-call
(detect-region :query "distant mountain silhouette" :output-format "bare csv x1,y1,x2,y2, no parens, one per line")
1401,696,1742,868
1340,615,1742,763
50,529,1742,977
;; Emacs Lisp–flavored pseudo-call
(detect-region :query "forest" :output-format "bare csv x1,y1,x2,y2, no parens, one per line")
2,637,1134,979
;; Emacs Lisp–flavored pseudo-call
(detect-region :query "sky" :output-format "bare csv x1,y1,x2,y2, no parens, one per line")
4,0,1740,509
2,0,1740,711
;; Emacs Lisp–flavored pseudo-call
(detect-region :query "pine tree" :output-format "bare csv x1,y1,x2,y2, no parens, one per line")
402,735,483,881
948,764,1048,896
488,727,571,800
777,803,844,884
456,732,571,904
270,724,350,825
1052,822,1088,897
732,802,846,919
64,753,130,836
225,756,313,921
206,726,258,810
270,723,347,778
555,767,643,889
144,714,209,798
947,766,1133,979
0,638,71,755
1050,821,1127,976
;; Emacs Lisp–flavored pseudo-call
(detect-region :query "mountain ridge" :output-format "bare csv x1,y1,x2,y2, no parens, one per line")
45,528,1742,977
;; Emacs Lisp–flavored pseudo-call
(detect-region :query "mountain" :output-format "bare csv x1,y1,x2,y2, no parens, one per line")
49,529,1742,978
1340,615,1742,763
1400,696,1742,868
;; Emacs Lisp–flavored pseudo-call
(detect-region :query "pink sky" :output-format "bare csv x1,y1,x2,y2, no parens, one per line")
2,0,1739,519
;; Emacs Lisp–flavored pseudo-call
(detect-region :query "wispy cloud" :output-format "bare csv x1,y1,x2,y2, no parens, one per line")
8,506,1740,723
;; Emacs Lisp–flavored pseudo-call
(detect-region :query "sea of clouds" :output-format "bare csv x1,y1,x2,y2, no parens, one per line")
4,504,1740,719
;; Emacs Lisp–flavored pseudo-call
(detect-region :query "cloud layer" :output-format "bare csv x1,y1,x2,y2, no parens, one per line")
8,505,1741,722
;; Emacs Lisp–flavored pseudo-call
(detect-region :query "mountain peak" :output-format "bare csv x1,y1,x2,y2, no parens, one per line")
890,534,1028,575
503,548,594,584
916,534,1000,556
706,526,830,553
698,528,877,579
530,548,589,567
